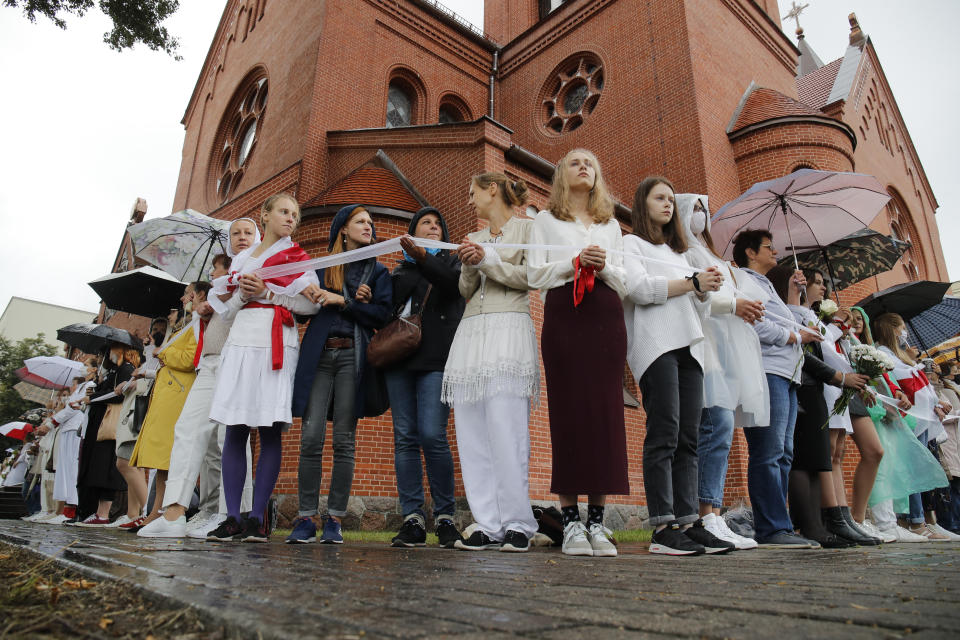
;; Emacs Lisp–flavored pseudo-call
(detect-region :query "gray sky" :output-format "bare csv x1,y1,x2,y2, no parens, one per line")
0,1,955,317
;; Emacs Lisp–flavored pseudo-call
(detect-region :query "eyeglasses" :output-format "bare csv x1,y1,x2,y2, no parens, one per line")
759,244,773,250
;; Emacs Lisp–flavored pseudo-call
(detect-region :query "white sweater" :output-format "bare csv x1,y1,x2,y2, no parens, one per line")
622,234,705,380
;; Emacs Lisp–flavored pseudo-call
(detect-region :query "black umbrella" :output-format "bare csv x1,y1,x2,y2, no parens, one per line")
56,323,138,355
88,266,186,318
855,280,954,351
779,228,911,294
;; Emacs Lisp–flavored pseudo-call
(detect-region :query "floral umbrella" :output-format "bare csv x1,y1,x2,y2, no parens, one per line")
929,335,960,365
13,381,52,405
778,228,911,293
127,209,230,283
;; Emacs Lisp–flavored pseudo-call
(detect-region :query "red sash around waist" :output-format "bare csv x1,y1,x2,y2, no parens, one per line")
243,302,293,370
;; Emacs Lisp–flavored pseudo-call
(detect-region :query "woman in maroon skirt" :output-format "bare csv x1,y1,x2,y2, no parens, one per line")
529,148,629,557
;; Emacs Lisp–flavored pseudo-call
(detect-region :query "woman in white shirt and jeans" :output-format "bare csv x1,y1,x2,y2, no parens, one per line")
529,149,628,558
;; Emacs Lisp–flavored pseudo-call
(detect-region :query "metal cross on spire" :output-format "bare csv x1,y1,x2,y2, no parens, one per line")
782,1,810,31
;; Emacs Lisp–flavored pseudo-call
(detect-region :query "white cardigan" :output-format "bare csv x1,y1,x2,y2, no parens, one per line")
622,234,705,380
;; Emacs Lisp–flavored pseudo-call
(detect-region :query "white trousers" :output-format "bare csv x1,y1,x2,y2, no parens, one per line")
52,429,81,504
162,355,251,515
454,394,539,540
871,499,897,529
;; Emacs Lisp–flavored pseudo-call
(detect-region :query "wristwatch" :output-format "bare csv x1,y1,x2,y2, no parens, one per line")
686,272,702,293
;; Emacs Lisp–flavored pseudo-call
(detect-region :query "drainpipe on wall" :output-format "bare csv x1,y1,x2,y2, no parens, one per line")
488,50,499,118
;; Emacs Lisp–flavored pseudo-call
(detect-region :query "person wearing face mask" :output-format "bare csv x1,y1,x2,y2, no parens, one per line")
139,219,260,539
872,313,951,540
383,206,465,549
128,283,204,529
674,193,767,550
47,366,98,523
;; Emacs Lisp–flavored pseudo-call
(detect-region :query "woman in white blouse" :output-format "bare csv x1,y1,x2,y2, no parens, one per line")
622,176,730,556
528,148,628,558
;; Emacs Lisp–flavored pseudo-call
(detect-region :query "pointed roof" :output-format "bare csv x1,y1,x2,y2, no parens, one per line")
797,57,843,109
796,29,825,77
304,150,428,214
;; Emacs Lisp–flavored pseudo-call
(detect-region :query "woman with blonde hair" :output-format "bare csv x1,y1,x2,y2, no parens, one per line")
447,172,539,552
208,193,320,542
529,149,628,557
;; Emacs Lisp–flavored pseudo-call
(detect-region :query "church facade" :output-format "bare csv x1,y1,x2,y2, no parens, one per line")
107,0,947,522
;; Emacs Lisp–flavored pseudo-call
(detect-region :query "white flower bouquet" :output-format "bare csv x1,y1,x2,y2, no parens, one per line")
824,343,895,427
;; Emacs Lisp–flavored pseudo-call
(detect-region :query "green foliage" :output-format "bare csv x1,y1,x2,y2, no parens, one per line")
3,0,182,59
0,334,58,424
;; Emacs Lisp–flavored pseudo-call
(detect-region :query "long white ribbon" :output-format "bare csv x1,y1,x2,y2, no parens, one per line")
863,386,937,421
249,236,821,337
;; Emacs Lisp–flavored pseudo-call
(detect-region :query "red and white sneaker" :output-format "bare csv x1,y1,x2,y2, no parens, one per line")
119,516,147,532
74,514,111,527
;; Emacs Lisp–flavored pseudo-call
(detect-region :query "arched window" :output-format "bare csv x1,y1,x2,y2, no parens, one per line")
438,94,472,124
886,189,924,281
209,67,269,207
386,81,413,128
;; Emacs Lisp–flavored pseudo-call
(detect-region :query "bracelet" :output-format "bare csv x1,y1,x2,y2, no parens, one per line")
686,273,702,293
840,373,846,387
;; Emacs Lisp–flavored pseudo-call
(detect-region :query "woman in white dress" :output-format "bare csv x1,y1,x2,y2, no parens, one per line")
207,193,319,543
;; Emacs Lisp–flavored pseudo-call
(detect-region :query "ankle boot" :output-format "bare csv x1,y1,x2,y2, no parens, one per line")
840,506,881,545
822,506,872,545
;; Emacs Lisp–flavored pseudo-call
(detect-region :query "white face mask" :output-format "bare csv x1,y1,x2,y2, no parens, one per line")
689,209,706,235
898,328,909,346
184,301,193,314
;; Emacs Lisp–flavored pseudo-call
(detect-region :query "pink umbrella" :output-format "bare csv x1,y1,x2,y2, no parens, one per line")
710,169,891,267
0,422,34,441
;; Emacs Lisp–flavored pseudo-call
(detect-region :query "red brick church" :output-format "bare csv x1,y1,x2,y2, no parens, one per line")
103,0,949,526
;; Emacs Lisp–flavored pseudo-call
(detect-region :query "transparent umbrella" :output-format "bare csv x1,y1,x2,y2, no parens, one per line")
128,209,230,282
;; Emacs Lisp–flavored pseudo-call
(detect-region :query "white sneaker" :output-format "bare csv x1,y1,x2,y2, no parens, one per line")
185,511,212,532
859,519,894,543
913,524,951,542
32,511,57,523
561,521,593,556
45,514,69,525
138,515,187,538
705,512,758,550
107,515,133,528
187,514,224,539
927,523,960,541
586,523,617,557
886,525,929,543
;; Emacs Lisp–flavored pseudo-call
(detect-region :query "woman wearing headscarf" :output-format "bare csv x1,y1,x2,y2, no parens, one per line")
385,206,465,548
287,205,392,544
675,193,767,550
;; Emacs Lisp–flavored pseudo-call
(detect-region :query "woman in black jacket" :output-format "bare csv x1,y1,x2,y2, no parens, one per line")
387,207,465,548
767,265,869,548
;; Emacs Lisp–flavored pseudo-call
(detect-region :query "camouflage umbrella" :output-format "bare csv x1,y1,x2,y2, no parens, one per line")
778,228,911,293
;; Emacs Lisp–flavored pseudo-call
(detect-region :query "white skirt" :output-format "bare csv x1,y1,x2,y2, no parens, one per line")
442,312,540,407
209,344,297,429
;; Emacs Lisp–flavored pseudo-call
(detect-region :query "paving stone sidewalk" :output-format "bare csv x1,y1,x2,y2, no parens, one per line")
1,521,958,639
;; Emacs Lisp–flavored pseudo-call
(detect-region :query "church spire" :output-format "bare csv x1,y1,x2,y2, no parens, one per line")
795,27,824,77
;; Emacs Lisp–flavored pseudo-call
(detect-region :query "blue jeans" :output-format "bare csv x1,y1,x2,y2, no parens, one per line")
906,429,930,524
743,373,798,540
697,406,735,508
385,369,456,519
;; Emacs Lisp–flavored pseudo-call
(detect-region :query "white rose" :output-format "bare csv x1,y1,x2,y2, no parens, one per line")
819,299,838,316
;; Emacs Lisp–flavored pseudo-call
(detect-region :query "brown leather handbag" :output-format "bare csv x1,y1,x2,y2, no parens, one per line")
366,284,432,369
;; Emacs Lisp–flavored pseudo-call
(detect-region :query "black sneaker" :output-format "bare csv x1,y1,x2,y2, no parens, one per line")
684,519,735,554
649,522,705,556
240,516,269,543
454,529,500,551
207,515,243,541
435,518,462,549
500,530,530,553
391,515,426,547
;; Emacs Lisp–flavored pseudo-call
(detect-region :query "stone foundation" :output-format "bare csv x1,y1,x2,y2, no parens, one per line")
275,494,650,532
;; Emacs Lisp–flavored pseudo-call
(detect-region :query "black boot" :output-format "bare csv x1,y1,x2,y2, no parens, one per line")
840,506,881,545
808,531,855,548
822,506,872,546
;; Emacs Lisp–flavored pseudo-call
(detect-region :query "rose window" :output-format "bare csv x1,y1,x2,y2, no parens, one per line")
540,53,604,135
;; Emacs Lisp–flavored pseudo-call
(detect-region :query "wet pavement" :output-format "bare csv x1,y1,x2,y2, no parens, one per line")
1,521,959,639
